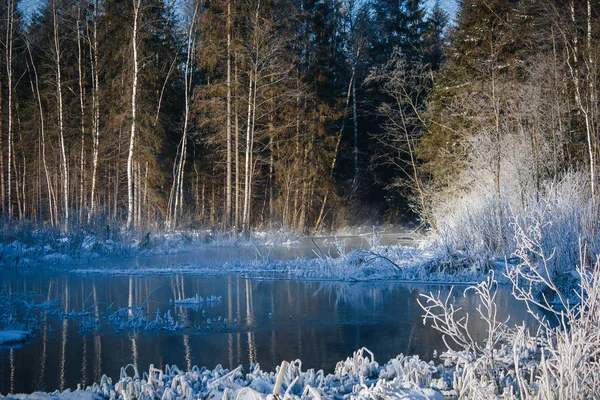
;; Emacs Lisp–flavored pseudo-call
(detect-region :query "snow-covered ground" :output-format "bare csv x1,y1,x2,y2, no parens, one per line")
2,348,449,399
58,234,490,284
68,244,487,283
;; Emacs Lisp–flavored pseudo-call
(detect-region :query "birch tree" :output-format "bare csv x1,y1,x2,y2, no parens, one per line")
87,0,100,223
76,3,86,223
52,0,69,230
167,0,199,229
6,0,14,218
126,0,141,229
225,0,232,229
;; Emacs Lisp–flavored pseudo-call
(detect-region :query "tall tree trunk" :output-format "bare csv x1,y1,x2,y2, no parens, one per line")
127,0,142,229
27,40,57,226
242,75,254,231
352,49,359,190
53,0,69,231
225,0,232,229
77,4,86,223
88,0,100,223
167,3,197,229
13,143,20,219
564,0,595,200
234,59,240,231
6,0,14,218
115,128,122,221
586,0,596,201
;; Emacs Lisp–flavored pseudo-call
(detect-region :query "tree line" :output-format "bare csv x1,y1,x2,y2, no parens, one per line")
9,0,598,240
0,0,447,233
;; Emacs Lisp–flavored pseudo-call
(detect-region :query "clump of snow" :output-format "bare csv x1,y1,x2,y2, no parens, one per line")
172,294,222,306
0,330,31,345
0,290,61,337
4,391,101,400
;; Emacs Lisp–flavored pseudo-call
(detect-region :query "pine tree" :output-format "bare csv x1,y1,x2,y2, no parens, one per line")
422,0,448,70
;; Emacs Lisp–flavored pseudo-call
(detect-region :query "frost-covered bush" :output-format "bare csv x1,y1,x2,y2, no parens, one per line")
519,170,598,275
426,127,552,256
429,168,597,276
431,191,510,256
507,212,600,399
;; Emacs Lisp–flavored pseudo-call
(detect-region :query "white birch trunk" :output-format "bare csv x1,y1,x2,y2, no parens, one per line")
242,0,261,231
234,60,240,230
225,0,232,229
242,77,253,231
352,53,358,189
6,0,14,218
586,0,596,200
127,0,142,229
88,0,100,223
53,0,69,231
77,5,86,223
167,2,198,229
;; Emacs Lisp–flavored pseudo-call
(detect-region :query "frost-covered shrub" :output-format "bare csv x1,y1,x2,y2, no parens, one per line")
426,127,552,257
521,170,598,275
431,190,510,256
419,211,600,399
508,216,600,399
429,168,597,276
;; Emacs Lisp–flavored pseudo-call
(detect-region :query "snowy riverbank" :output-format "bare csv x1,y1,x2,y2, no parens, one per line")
70,243,489,283
0,228,299,268
0,223,493,284
1,347,451,399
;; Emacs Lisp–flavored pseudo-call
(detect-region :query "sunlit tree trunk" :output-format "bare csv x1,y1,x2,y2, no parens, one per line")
167,1,198,229
88,0,100,223
127,0,142,229
6,0,14,218
242,74,253,231
77,4,86,223
53,0,69,231
225,0,232,229
234,59,240,231
586,0,596,201
352,51,359,190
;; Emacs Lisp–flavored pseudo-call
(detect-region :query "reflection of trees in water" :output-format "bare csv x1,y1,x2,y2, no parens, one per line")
313,281,401,309
183,335,192,371
9,348,14,394
2,273,541,394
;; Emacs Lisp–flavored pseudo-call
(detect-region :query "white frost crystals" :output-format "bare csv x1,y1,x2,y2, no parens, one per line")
72,244,483,284
172,294,222,306
3,348,448,399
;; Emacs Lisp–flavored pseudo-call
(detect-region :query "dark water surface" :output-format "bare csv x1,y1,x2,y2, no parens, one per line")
0,240,535,395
